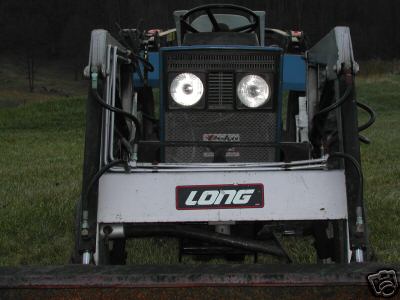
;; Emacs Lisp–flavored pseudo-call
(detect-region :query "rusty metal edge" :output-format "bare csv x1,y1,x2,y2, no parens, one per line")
0,263,396,289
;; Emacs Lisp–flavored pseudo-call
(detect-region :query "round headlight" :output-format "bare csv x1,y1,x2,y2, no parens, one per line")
237,75,270,108
170,73,204,106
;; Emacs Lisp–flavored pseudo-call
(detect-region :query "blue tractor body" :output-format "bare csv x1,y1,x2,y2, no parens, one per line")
75,4,371,266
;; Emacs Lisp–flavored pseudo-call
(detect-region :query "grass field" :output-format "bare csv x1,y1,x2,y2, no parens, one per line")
0,62,399,266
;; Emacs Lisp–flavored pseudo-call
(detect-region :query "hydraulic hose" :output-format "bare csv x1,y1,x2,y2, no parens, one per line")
92,89,141,143
313,84,352,120
312,83,352,151
313,73,376,147
328,152,363,206
327,152,366,261
82,159,127,212
79,159,128,262
129,52,154,72
357,101,376,132
325,100,377,147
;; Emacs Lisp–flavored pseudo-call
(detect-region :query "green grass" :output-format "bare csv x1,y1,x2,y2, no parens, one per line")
0,70,399,265
0,98,85,265
357,75,400,262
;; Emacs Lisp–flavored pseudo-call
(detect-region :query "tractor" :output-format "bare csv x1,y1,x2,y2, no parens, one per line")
73,3,375,266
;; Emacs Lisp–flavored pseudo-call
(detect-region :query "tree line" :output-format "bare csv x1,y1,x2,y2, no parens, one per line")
0,0,398,62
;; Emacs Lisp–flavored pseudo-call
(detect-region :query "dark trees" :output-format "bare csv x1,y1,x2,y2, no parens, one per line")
0,0,398,64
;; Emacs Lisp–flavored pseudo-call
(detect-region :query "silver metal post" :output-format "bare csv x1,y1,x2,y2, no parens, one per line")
82,251,91,265
354,248,364,263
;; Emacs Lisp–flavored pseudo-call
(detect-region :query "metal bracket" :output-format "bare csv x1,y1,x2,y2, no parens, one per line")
296,96,309,143
84,29,127,78
307,27,359,80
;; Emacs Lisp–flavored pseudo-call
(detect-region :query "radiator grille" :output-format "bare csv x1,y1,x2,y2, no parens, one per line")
166,53,276,72
165,111,277,163
207,72,234,109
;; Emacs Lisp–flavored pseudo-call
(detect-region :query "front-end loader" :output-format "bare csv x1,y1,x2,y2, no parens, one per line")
74,4,375,266
6,4,399,299
3,4,390,299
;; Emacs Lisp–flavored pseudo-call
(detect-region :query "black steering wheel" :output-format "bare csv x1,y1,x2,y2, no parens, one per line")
180,4,260,34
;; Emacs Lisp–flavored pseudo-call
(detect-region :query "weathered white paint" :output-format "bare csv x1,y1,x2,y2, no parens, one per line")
97,170,347,223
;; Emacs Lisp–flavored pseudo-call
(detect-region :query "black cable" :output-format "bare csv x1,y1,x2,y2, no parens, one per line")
313,83,376,148
325,100,376,147
356,101,376,145
358,134,371,145
314,84,352,119
92,89,141,143
133,60,145,84
327,152,369,257
127,52,154,86
129,52,154,72
115,29,155,81
80,91,135,236
357,101,376,132
82,159,127,212
327,152,363,207
115,127,134,154
312,83,352,149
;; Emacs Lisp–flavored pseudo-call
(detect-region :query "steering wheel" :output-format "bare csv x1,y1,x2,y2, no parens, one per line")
180,4,259,34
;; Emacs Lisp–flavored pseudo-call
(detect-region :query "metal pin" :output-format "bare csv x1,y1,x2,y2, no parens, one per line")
82,251,91,265
354,248,364,263
81,210,89,237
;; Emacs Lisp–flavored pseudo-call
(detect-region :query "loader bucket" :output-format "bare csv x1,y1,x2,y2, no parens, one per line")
1,263,397,299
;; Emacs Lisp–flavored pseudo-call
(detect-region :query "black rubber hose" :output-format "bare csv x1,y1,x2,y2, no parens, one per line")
92,89,141,143
358,134,371,145
133,60,145,84
325,100,376,147
327,152,363,207
115,127,134,154
357,101,376,132
129,52,154,72
328,153,368,256
312,84,352,151
314,84,352,119
82,159,127,212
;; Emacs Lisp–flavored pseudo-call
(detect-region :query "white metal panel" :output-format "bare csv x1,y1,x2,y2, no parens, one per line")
97,170,347,223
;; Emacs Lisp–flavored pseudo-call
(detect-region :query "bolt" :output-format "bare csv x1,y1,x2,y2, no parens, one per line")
103,225,113,235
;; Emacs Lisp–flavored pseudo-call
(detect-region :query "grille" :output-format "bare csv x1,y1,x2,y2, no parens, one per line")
207,72,234,109
165,111,277,163
163,49,280,163
166,53,276,72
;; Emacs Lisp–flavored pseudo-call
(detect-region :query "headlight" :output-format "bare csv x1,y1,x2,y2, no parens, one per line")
170,73,204,107
237,75,270,108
